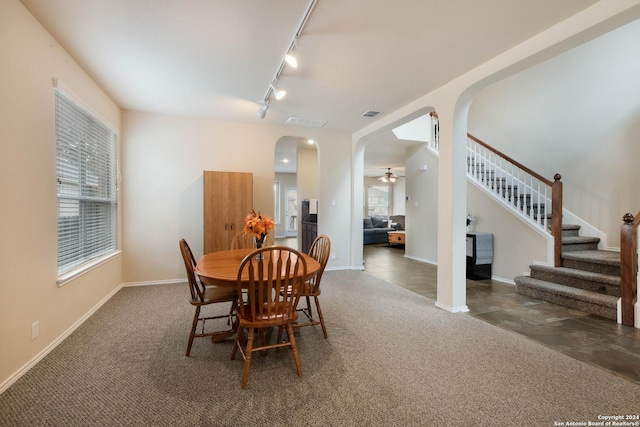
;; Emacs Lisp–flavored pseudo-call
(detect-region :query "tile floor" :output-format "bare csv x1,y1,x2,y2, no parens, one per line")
363,243,640,385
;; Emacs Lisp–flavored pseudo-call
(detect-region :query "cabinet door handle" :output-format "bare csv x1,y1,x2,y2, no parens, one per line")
230,223,234,231
224,223,228,230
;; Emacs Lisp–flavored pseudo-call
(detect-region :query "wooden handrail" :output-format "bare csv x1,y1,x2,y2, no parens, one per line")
467,134,553,186
620,211,639,327
467,133,563,266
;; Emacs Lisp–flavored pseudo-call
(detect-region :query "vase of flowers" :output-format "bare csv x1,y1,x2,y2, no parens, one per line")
243,209,275,250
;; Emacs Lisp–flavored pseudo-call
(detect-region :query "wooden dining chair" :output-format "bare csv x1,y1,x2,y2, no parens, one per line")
179,239,238,356
231,232,275,249
292,235,331,338
231,246,307,389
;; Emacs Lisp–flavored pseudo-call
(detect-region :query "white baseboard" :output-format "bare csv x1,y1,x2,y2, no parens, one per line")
404,254,437,265
490,275,515,285
0,284,123,395
325,266,358,272
121,278,186,287
435,301,470,313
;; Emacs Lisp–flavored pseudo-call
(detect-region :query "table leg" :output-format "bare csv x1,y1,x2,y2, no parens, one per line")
211,317,239,343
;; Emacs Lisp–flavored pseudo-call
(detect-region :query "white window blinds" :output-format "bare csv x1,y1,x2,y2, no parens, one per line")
56,88,118,276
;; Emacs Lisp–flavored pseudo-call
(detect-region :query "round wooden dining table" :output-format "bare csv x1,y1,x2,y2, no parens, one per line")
194,248,320,343
195,248,320,288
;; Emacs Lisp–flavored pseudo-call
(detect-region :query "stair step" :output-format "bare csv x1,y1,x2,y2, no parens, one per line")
562,250,620,276
529,264,620,297
562,235,600,252
560,224,580,237
514,276,618,320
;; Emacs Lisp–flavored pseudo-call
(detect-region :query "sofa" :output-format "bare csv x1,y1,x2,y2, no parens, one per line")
363,215,405,244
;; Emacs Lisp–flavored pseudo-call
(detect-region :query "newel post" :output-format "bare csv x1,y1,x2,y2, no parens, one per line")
620,213,638,327
551,174,563,267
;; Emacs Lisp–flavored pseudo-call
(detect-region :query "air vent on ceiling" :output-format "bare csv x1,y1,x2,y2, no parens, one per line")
361,110,381,118
285,117,327,128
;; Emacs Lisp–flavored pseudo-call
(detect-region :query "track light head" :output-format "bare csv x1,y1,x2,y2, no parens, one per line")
285,54,298,68
270,83,286,100
257,100,269,119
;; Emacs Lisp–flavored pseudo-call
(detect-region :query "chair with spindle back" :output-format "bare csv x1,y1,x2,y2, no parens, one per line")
179,239,237,356
291,235,331,338
231,246,307,389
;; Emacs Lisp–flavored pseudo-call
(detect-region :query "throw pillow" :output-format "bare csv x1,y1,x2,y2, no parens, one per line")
371,216,387,228
363,218,374,229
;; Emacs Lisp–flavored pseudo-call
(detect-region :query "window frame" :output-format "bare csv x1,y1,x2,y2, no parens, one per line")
55,84,120,286
274,181,281,225
366,185,391,217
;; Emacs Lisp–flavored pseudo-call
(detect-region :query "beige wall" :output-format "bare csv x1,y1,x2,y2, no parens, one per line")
404,144,439,265
466,184,548,281
0,0,121,389
296,147,318,203
121,110,350,285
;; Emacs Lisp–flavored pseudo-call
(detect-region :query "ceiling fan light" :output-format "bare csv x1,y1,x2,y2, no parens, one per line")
379,167,398,184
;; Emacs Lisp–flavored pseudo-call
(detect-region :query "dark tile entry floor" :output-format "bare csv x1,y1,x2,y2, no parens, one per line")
363,243,640,385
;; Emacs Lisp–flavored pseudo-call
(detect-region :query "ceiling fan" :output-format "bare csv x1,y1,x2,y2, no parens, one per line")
378,168,399,183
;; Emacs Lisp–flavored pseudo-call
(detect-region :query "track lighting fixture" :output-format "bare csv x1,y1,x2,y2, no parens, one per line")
255,0,316,118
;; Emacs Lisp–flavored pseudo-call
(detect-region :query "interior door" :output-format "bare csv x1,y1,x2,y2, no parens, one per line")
285,188,297,237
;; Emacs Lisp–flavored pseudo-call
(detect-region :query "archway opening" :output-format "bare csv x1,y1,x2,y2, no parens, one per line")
274,136,318,251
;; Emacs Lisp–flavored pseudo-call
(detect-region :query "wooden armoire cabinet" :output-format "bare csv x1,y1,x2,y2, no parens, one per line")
203,171,253,253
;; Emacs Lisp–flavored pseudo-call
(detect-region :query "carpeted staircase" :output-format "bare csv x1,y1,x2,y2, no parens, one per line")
514,224,620,320
466,137,621,321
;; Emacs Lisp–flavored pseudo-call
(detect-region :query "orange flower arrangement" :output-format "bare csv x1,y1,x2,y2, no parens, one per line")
243,209,275,245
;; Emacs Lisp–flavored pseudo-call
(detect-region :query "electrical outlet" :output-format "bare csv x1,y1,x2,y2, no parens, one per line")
331,253,336,260
31,321,39,340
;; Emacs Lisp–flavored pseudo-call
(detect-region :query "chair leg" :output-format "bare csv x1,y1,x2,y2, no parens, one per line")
242,327,255,389
186,306,200,356
314,296,328,339
231,326,243,360
258,329,269,357
305,295,313,318
287,323,303,377
227,300,236,325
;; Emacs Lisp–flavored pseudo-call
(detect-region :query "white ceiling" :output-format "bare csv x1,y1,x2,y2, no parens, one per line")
20,0,598,175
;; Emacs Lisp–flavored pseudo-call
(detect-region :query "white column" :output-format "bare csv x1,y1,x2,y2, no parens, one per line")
435,104,470,313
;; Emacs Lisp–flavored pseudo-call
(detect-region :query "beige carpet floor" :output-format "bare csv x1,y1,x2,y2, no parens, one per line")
1,270,639,426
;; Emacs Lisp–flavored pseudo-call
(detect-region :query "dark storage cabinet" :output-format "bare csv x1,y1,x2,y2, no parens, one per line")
466,232,493,280
301,221,317,254
301,200,317,254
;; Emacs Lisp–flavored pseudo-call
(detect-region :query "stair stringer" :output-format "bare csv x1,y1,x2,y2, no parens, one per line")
560,208,610,250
